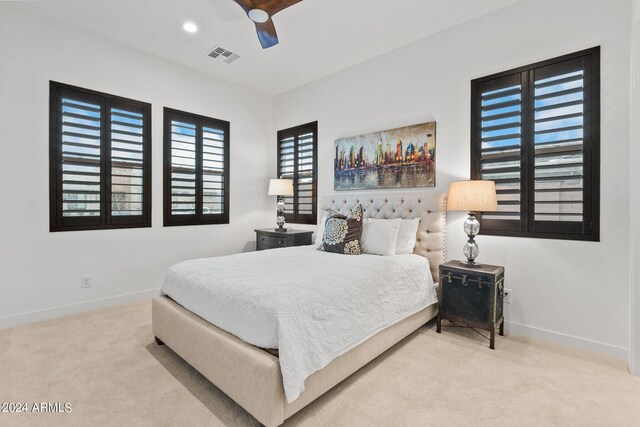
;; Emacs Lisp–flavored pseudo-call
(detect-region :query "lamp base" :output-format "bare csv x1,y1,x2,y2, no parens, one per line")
275,199,287,232
462,212,481,264
274,227,288,232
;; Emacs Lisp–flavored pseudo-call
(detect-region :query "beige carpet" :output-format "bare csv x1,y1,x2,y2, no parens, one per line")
1,300,639,427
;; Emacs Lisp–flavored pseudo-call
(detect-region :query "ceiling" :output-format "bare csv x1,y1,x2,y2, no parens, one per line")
14,0,520,95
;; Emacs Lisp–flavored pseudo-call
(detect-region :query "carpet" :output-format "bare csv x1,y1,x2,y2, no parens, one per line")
1,300,639,426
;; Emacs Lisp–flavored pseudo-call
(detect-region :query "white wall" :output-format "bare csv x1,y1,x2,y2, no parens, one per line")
630,0,640,374
275,0,633,359
1,0,636,362
0,5,275,327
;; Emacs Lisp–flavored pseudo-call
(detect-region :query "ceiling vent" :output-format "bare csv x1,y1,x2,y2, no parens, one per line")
207,46,240,64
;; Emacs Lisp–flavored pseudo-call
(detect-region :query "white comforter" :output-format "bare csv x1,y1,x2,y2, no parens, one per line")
161,245,437,403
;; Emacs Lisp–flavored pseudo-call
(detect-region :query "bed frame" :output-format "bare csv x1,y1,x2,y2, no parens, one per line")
152,192,447,426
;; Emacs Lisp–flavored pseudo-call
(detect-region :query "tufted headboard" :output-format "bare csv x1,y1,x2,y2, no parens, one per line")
320,192,447,282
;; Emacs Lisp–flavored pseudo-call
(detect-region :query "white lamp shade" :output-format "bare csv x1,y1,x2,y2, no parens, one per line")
447,180,498,212
268,178,294,196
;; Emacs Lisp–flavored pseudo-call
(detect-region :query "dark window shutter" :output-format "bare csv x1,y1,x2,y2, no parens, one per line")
471,47,599,241
50,82,151,232
473,73,524,232
202,122,227,216
278,135,295,216
59,94,103,222
277,122,318,225
531,57,592,236
109,103,150,224
163,108,230,226
168,117,197,217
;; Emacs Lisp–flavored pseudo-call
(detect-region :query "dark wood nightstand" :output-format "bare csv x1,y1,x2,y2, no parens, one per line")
255,229,313,251
436,260,505,349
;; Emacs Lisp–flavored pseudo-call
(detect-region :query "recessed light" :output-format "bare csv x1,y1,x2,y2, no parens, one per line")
183,22,198,33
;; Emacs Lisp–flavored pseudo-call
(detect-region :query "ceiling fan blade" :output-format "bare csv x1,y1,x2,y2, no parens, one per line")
231,0,255,14
255,18,279,49
264,0,302,15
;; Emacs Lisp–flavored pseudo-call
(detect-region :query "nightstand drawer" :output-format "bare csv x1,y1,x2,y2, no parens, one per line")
258,235,289,249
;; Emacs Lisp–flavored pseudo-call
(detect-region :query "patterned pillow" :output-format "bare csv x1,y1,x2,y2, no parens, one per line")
320,204,363,255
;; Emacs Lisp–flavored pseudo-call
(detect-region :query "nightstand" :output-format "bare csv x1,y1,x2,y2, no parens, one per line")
436,260,505,349
255,229,313,251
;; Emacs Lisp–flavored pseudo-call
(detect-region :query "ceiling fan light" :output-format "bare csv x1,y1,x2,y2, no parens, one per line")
248,8,269,23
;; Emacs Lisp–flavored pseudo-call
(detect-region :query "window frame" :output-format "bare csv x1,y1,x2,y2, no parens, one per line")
163,107,230,227
277,121,318,225
49,81,152,232
470,47,600,242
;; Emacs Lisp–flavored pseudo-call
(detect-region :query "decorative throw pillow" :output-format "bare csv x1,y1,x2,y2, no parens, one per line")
320,204,363,255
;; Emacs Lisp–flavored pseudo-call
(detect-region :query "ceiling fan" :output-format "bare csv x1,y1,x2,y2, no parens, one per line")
231,0,303,49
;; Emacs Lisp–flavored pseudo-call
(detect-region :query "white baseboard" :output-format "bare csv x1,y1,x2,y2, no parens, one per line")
0,288,160,330
505,320,628,361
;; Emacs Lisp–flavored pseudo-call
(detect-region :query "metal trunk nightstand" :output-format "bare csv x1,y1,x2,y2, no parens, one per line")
436,260,505,349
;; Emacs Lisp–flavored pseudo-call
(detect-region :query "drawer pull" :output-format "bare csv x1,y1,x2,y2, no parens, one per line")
462,275,468,286
278,240,284,244
447,272,453,283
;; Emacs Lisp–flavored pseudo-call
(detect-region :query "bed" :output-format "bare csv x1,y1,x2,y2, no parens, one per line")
152,192,447,426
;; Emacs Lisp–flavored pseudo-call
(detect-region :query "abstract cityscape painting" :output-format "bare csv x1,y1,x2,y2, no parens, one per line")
334,121,436,190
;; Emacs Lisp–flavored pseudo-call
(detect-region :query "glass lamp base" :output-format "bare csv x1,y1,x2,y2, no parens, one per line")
276,199,287,231
462,212,481,265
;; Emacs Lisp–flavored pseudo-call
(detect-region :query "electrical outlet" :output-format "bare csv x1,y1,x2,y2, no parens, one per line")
504,288,512,304
81,275,92,289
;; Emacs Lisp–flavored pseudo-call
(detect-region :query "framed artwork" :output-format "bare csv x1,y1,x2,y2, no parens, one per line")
334,121,436,190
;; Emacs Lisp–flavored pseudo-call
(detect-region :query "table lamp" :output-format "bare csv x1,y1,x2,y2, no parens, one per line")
268,178,294,231
447,180,498,266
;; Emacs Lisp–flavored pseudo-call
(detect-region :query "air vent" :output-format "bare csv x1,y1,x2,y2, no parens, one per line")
207,46,240,64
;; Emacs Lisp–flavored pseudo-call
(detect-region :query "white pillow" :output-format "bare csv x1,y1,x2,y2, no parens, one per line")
314,215,327,246
368,217,420,255
360,218,402,256
395,218,421,254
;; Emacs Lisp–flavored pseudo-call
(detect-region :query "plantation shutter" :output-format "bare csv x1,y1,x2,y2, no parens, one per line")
50,82,151,232
164,108,230,226
277,122,318,225
531,57,593,236
59,94,103,224
110,103,149,223
296,130,315,219
473,73,523,232
278,135,295,217
201,122,227,215
471,47,599,241
168,117,197,217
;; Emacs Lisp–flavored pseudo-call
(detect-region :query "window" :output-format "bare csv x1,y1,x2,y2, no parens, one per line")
163,108,230,226
49,82,151,232
277,122,318,224
471,47,600,241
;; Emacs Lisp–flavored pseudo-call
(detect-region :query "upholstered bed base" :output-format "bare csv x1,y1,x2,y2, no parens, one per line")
153,296,437,426
152,191,446,426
